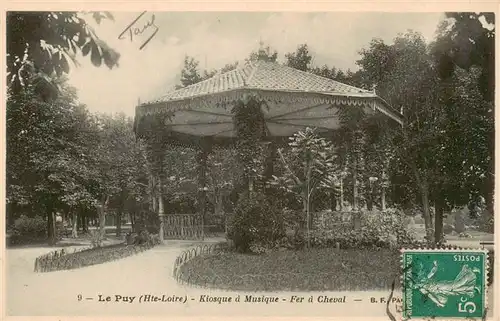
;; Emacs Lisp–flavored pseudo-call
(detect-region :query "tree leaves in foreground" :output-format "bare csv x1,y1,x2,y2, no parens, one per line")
6,11,120,98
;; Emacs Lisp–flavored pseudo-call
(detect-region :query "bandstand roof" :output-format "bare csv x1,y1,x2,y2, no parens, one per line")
134,60,403,146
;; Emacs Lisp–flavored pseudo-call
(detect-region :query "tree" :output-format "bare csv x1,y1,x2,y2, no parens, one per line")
310,65,339,79
431,13,495,217
272,127,339,247
6,80,100,244
90,113,151,237
285,44,312,71
356,28,494,244
100,114,149,236
179,56,204,87
356,32,443,243
7,11,120,99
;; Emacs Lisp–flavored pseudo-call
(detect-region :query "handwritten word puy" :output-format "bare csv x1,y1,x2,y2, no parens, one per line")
118,11,159,50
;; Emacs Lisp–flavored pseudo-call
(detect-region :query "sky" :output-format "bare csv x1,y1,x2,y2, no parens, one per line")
67,12,445,117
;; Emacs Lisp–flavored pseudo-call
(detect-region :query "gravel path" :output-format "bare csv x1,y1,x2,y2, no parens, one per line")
6,240,495,318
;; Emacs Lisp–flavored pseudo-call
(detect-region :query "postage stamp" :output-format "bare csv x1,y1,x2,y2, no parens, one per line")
4,7,496,320
401,249,489,319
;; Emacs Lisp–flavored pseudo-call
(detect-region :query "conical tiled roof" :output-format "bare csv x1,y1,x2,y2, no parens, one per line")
135,60,403,143
144,60,375,105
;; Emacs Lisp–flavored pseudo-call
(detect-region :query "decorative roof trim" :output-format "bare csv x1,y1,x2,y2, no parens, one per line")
135,88,403,126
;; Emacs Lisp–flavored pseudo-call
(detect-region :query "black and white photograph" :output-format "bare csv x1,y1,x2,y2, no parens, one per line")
3,7,496,319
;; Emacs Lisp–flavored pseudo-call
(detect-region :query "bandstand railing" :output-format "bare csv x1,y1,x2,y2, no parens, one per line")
163,214,204,240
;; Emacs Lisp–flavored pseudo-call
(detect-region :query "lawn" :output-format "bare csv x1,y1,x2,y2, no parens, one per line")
178,248,401,292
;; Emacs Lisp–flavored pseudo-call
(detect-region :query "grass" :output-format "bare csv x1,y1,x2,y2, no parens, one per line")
178,248,401,292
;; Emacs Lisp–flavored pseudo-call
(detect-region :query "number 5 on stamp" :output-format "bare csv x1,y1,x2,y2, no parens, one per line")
401,249,488,319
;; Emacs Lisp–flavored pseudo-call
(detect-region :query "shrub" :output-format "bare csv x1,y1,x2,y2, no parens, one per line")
34,241,159,272
125,230,161,246
282,208,306,249
443,224,454,235
13,215,46,237
227,193,284,253
362,209,416,247
311,209,417,249
9,215,47,245
125,231,137,245
458,232,472,238
478,213,494,233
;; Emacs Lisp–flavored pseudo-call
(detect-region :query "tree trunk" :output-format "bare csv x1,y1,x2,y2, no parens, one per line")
434,196,445,244
353,159,358,211
129,210,136,233
305,155,312,248
152,193,157,214
421,187,434,243
411,162,434,244
381,187,387,211
71,210,78,238
82,211,88,233
303,196,309,248
367,182,374,211
47,209,56,246
99,195,109,238
150,174,156,212
116,208,122,237
339,179,344,211
76,210,81,231
215,191,224,232
263,141,277,184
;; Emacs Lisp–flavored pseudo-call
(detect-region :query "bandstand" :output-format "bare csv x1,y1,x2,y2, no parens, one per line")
134,59,403,242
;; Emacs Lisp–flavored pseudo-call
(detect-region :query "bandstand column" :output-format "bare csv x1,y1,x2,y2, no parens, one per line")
197,138,212,240
158,174,165,242
149,126,166,243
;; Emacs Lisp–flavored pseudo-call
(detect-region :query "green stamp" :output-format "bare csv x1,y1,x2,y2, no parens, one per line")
401,249,488,319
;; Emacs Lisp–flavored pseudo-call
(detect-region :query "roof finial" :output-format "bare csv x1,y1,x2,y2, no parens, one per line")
257,38,272,62
372,83,377,94
138,97,141,105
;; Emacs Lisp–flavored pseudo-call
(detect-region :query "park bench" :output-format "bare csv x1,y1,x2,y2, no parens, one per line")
479,241,494,249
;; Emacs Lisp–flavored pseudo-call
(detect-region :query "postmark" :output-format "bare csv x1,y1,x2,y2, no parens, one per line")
401,249,489,320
